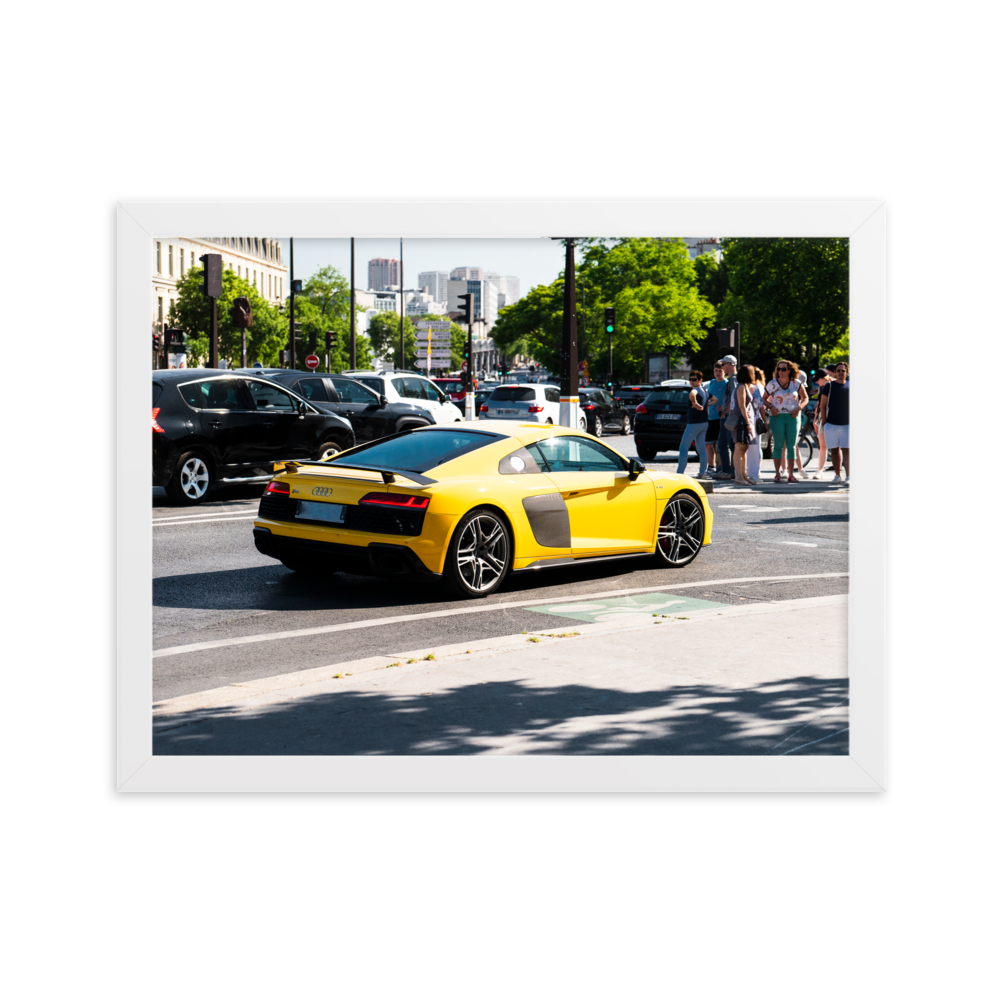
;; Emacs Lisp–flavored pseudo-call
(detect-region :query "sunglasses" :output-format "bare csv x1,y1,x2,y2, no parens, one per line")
835,369,847,373
776,367,789,371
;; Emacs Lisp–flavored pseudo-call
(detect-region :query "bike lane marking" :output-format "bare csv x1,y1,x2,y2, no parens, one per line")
152,572,848,659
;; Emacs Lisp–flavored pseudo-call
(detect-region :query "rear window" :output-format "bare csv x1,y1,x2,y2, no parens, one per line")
330,428,501,472
645,389,691,404
618,389,651,403
489,387,535,402
153,382,163,405
354,377,384,395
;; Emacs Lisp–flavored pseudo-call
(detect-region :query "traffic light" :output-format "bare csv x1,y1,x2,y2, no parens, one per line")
293,322,303,342
604,307,616,336
152,331,162,351
291,279,303,294
461,371,471,390
455,293,473,326
200,254,222,297
164,328,187,352
309,330,317,353
325,331,334,351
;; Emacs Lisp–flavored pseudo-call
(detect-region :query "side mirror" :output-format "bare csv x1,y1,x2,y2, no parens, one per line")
378,395,388,409
628,458,645,481
297,400,307,414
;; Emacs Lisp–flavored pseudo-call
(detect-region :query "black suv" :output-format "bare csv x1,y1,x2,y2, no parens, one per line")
152,370,355,504
632,381,696,461
235,369,437,443
615,384,657,421
579,387,631,436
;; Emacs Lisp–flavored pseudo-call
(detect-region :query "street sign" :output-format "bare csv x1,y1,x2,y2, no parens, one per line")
414,358,454,369
416,321,452,331
416,333,452,341
252,361,263,369
461,361,468,371
305,354,320,370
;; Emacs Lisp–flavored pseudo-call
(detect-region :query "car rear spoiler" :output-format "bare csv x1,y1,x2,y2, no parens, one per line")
273,461,437,487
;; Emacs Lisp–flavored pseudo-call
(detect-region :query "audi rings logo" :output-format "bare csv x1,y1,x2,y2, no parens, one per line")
311,486,334,497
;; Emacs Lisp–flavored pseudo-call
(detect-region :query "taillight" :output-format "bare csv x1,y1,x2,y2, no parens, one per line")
582,403,595,410
360,493,430,509
636,403,648,415
480,403,488,412
528,404,544,413
265,480,290,494
152,407,165,433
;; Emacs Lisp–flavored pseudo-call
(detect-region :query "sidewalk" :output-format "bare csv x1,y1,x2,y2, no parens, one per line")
154,594,849,756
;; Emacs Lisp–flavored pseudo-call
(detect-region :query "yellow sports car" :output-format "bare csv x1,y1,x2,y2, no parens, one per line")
253,421,713,598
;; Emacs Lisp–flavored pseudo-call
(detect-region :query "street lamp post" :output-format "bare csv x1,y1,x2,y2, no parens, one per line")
350,237,356,370
398,238,404,371
289,237,296,370
557,238,579,429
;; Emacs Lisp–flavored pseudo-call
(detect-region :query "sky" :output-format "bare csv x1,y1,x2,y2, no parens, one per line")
276,238,571,295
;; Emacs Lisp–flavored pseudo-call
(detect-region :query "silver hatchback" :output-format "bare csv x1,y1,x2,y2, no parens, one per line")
479,383,561,423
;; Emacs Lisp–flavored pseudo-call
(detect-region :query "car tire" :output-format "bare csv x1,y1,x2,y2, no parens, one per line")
166,451,213,505
444,507,511,598
593,416,603,437
637,446,657,462
620,415,631,436
314,440,342,462
578,415,587,432
653,492,705,568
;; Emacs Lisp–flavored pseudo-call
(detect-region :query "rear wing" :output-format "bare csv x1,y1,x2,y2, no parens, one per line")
273,460,437,487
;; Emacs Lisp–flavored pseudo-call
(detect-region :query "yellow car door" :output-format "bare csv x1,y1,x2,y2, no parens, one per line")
527,435,655,554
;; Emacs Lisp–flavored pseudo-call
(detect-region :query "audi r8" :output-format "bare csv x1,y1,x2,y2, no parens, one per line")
252,421,713,598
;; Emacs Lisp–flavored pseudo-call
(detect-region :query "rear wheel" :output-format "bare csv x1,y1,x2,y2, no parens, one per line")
593,416,603,437
444,508,511,598
166,452,212,505
653,493,705,567
578,415,587,432
619,415,631,436
314,440,341,462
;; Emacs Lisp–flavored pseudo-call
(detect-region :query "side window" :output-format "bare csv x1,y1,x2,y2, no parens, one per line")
526,435,628,473
355,377,384,395
391,377,411,398
246,380,296,411
178,378,245,410
402,377,430,401
418,379,447,403
296,378,328,402
331,379,378,405
544,388,560,403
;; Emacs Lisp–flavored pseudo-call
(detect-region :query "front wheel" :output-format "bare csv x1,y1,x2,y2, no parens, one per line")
619,415,631,436
167,451,212,505
653,493,705,567
314,440,342,462
444,508,511,598
593,416,603,437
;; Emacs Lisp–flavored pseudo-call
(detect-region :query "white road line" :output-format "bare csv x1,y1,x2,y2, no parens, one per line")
776,541,818,547
154,516,258,526
154,510,258,523
151,571,849,659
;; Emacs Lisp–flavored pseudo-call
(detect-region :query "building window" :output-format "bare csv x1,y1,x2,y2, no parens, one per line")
168,245,174,277
158,297,163,326
180,248,184,274
237,265,241,278
268,273,272,297
253,269,256,289
156,242,161,273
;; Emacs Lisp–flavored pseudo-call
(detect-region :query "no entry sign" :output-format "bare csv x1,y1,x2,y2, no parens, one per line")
305,355,320,370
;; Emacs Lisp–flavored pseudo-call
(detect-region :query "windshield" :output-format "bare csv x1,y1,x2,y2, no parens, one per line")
645,389,691,404
489,387,535,402
330,428,501,472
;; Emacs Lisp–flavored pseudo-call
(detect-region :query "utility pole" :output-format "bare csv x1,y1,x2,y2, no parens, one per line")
398,238,405,370
350,237,356,369
200,253,222,369
558,238,579,429
289,237,296,370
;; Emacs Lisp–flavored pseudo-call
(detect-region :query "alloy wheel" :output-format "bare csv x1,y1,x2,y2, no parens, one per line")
179,456,210,501
456,514,508,593
594,417,603,437
657,495,704,566
316,443,340,462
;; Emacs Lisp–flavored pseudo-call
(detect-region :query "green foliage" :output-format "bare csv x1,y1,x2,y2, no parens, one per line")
718,237,849,372
294,265,373,372
368,310,468,371
491,238,715,383
169,267,289,367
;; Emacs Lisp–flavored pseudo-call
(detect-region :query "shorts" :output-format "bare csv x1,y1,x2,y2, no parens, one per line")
733,416,754,446
706,418,720,443
824,423,849,449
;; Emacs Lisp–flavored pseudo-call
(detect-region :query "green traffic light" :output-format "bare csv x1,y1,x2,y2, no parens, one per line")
606,324,614,333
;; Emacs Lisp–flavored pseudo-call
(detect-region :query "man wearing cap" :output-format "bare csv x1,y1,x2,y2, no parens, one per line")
818,362,850,483
712,355,738,479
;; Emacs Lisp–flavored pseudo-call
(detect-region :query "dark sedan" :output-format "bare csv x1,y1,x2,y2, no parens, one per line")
152,370,355,504
579,387,631,436
234,369,437,443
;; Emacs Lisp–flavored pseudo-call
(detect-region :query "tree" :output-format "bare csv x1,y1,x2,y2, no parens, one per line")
169,266,288,367
367,311,418,370
291,265,372,371
717,237,849,373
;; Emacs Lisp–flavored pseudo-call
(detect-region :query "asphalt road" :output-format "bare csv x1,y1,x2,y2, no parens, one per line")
152,435,848,703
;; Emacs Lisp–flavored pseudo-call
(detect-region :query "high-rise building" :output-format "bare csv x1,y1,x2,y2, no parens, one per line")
484,272,520,308
450,266,484,281
368,257,400,290
417,270,450,303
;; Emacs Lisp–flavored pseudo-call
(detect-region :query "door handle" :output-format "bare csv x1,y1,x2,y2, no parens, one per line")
262,421,275,428
209,420,221,427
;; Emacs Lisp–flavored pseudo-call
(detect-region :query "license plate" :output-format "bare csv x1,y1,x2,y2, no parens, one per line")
296,500,347,523
496,408,520,416
656,413,681,421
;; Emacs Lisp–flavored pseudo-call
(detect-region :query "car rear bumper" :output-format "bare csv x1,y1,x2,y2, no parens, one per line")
633,426,684,450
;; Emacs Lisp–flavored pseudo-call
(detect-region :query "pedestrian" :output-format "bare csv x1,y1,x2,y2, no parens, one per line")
818,362,850,483
732,365,758,485
762,359,809,483
704,362,728,475
805,367,833,479
676,371,711,478
793,367,810,478
712,355,738,479
745,366,768,483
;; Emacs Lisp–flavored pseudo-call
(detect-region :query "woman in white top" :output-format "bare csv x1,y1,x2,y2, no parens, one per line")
762,360,809,483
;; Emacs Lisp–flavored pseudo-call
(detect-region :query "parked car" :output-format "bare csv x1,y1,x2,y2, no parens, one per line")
233,369,438,443
631,380,698,462
432,377,469,407
479,383,587,429
578,387,631,437
342,371,464,424
615,384,657,421
152,370,355,504
253,423,714,594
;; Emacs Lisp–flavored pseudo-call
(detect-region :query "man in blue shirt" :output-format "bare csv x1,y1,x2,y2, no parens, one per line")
704,362,728,475
712,355,738,479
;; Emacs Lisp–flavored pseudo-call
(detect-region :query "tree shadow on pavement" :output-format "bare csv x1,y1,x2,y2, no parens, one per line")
154,674,849,757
